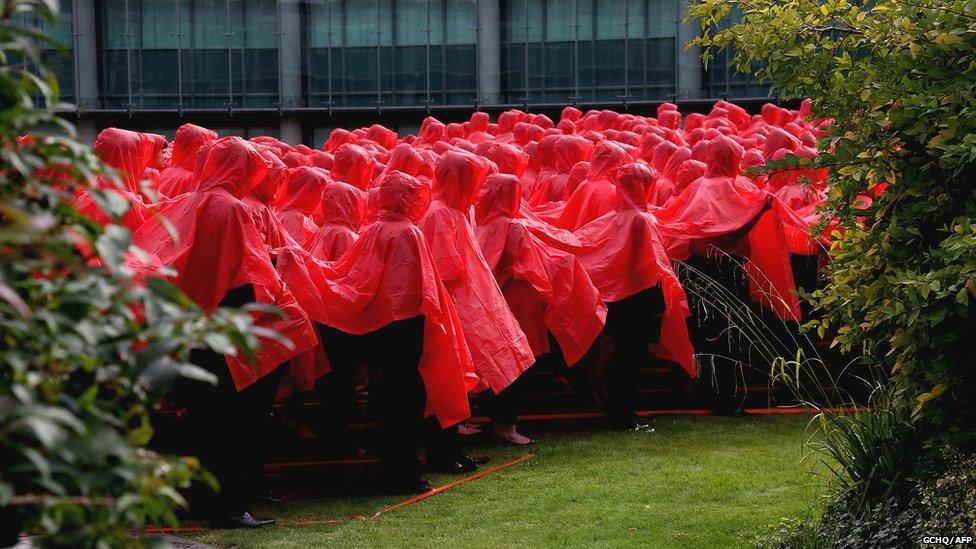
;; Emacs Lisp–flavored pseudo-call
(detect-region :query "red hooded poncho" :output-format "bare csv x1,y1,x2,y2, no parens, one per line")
157,124,218,198
307,180,367,261
647,147,692,208
381,143,434,182
528,135,594,207
75,128,156,229
331,143,376,190
419,150,535,393
244,147,295,250
475,174,606,365
272,167,329,247
655,137,769,260
554,141,630,231
131,136,318,390
275,171,474,427
573,162,696,377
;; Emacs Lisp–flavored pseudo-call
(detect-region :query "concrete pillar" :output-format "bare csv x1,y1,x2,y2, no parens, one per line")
477,0,501,106
77,119,98,145
73,0,99,110
279,0,303,109
676,0,703,100
279,117,302,145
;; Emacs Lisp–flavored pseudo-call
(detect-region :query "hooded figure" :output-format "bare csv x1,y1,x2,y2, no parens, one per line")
554,141,630,231
475,141,529,178
132,136,317,389
381,143,434,182
157,124,218,198
276,170,474,493
528,135,594,206
475,173,607,366
647,146,692,207
419,150,535,394
244,147,295,250
655,136,769,260
331,143,376,190
272,167,328,247
275,170,475,429
574,162,696,379
307,179,368,261
75,128,156,229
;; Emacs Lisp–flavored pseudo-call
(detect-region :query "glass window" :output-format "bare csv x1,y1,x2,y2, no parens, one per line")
502,0,679,104
100,0,279,110
304,0,476,108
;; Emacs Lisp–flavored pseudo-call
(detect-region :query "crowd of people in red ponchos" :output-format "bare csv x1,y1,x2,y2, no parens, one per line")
72,100,840,528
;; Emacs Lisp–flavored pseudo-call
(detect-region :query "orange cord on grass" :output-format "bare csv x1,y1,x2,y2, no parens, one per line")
138,454,536,534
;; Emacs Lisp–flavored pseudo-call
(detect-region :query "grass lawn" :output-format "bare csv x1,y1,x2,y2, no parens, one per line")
188,415,827,548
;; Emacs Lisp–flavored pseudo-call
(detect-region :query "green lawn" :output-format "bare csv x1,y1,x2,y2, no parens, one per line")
188,415,827,548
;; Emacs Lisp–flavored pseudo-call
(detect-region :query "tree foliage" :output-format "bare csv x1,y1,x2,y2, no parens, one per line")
689,0,976,450
1,1,266,545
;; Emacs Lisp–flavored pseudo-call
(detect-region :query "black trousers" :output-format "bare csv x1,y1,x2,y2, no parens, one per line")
183,284,285,517
318,316,426,483
313,325,359,451
683,255,749,413
604,285,664,425
484,362,534,426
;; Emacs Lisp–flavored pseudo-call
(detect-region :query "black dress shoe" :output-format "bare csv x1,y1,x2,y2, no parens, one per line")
428,457,478,474
213,511,276,529
458,453,491,467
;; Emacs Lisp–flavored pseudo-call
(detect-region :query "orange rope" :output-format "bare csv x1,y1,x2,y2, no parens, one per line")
368,454,535,520
139,454,535,534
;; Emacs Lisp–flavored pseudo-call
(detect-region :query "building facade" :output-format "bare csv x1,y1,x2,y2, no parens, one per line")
35,0,770,145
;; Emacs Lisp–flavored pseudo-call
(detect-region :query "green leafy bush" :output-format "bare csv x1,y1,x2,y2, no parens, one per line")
917,448,976,535
1,1,266,545
690,0,976,449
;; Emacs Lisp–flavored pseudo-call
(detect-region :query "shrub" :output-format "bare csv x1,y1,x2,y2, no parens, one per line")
0,1,266,545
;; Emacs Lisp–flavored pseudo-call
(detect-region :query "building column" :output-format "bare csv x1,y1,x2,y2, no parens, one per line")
77,120,98,145
280,117,302,145
279,0,302,110
73,0,99,111
676,0,703,101
477,0,501,106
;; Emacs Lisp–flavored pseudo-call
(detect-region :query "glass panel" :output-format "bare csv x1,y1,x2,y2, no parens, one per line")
394,46,427,94
346,0,384,47
443,44,476,92
593,40,624,86
544,42,573,89
241,0,276,48
396,0,434,46
444,0,475,45
648,0,677,37
595,0,624,39
545,0,575,41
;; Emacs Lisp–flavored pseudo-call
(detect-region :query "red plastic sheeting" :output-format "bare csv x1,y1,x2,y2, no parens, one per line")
77,100,841,426
275,172,475,427
131,137,317,390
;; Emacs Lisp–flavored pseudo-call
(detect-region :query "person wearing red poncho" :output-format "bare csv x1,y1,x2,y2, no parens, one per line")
75,128,155,229
131,136,317,528
276,170,475,493
419,150,535,391
573,162,696,429
302,178,367,452
475,173,607,444
307,179,367,261
655,136,770,260
418,150,535,464
553,140,630,231
271,166,328,248
156,123,217,198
